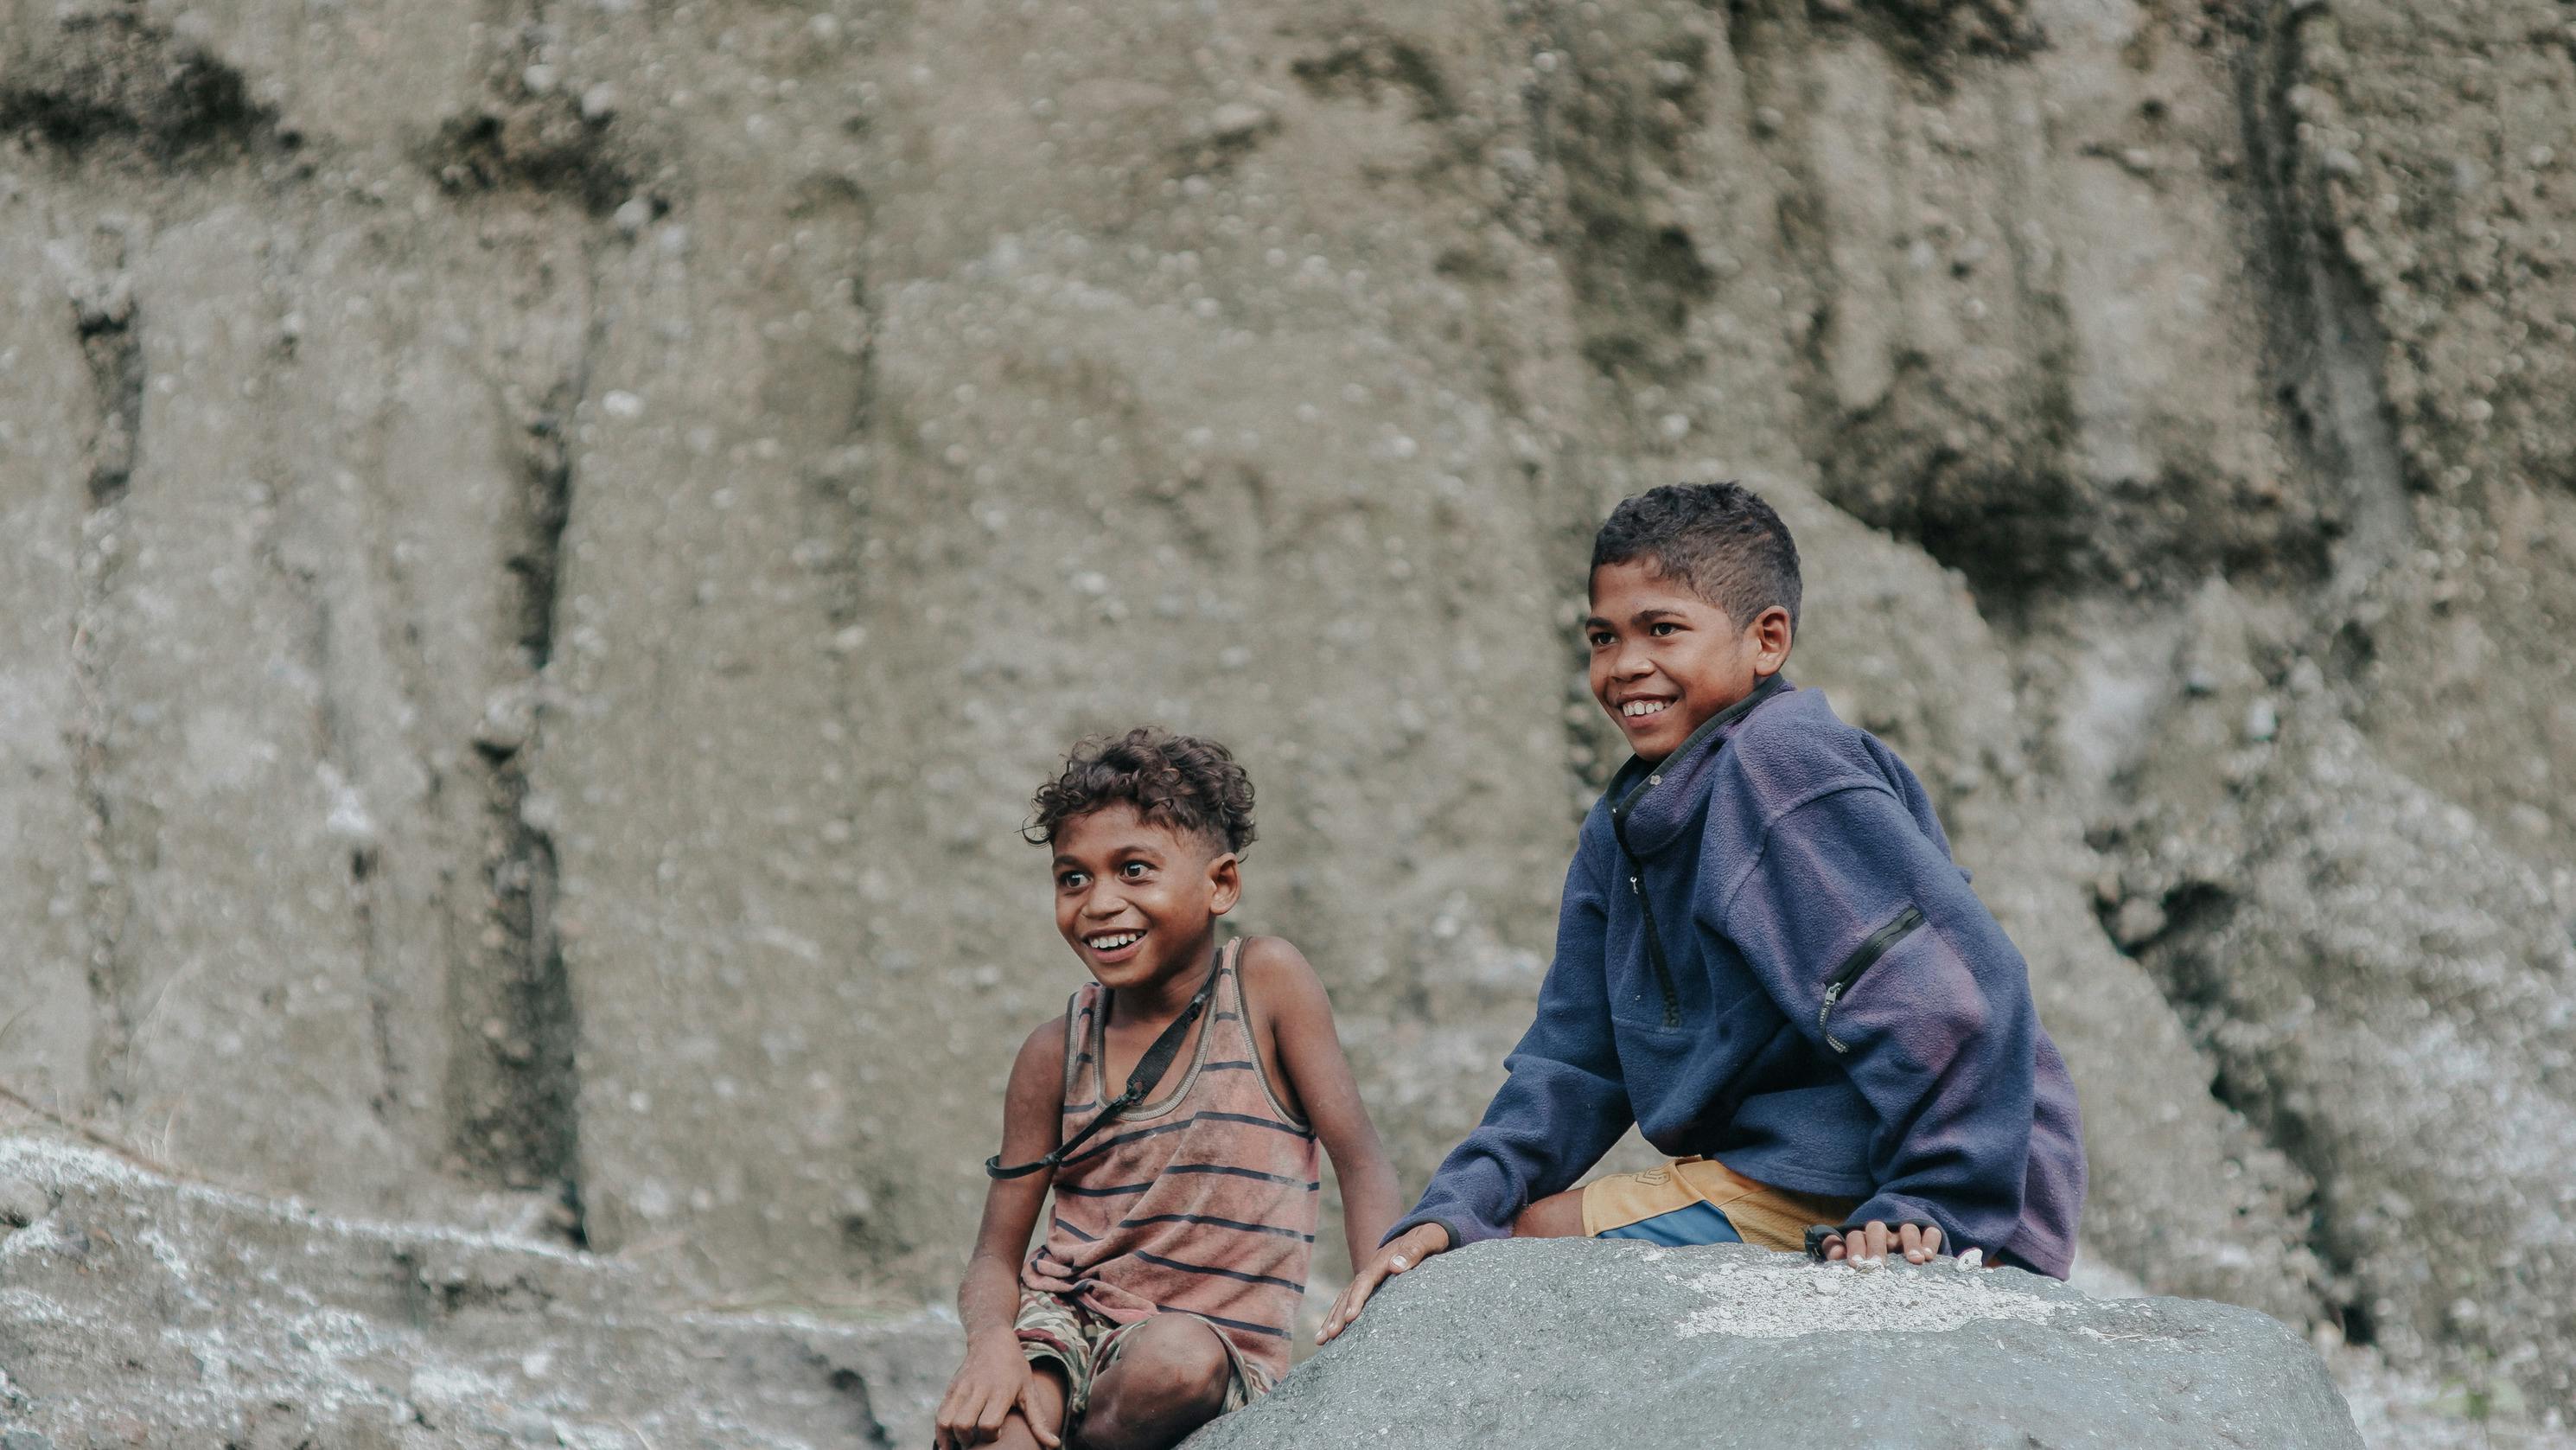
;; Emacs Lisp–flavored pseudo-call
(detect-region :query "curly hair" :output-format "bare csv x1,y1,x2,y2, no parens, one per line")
1026,727,1258,855
1592,482,1802,629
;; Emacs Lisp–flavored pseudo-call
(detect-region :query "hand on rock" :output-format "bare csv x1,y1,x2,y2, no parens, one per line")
1317,1223,1451,1345
1819,1220,1943,1266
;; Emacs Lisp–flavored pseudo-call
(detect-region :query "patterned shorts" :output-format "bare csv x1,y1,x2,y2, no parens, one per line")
1580,1156,1861,1251
1013,1290,1274,1432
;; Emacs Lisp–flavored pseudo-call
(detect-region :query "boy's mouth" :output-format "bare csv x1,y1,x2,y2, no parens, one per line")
1084,929,1147,961
1617,698,1675,720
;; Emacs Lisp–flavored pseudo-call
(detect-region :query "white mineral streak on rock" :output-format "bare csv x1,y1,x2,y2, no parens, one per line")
0,1138,584,1257
1674,1262,2058,1340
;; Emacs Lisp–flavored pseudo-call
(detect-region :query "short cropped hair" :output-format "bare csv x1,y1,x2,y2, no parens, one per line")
1027,727,1257,855
1591,482,1802,629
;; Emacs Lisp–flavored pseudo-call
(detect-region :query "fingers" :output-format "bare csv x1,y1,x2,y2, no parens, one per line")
1317,1283,1359,1344
1317,1281,1361,1345
975,1386,1014,1443
932,1370,1020,1442
934,1383,968,1450
1830,1222,1895,1264
1317,1225,1443,1344
936,1382,1004,1449
1016,1380,1062,1449
1826,1222,1949,1265
1316,1257,1387,1345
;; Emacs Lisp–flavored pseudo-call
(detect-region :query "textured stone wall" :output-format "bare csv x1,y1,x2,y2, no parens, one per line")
2,0,2570,1419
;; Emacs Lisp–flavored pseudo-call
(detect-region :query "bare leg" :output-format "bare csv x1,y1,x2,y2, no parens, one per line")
1073,1315,1233,1450
988,1363,1069,1450
1511,1186,1586,1238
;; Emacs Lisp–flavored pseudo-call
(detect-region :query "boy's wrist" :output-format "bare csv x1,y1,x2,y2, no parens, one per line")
1386,1217,1458,1252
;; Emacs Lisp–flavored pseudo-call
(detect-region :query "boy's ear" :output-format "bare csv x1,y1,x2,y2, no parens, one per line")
1205,850,1242,916
1750,604,1795,675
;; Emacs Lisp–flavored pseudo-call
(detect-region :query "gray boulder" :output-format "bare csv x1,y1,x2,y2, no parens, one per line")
0,1132,950,1448
1194,1240,2362,1450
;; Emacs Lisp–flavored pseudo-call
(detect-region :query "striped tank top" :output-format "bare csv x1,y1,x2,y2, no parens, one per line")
1021,938,1321,1379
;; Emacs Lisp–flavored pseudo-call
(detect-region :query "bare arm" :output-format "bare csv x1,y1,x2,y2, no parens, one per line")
1244,938,1400,1269
935,1020,1065,1450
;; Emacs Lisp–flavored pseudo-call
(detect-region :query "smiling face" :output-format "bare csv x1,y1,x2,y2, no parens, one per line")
1050,802,1240,996
1587,558,1794,763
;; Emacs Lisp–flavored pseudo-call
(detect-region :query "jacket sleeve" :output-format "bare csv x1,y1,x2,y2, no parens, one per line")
1389,842,1633,1248
1713,782,2037,1255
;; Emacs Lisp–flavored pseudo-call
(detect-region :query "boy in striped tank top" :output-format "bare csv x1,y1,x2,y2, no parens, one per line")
934,729,1399,1450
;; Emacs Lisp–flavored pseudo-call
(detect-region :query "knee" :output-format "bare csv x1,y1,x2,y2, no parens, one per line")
1513,1188,1586,1239
1099,1315,1230,1415
1124,1314,1233,1392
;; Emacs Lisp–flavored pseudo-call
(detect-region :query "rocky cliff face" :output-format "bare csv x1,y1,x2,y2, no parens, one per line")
2,0,2571,1426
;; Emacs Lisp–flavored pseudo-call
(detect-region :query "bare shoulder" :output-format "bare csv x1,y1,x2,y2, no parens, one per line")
1237,934,1325,992
1236,934,1335,1022
1011,1013,1068,1082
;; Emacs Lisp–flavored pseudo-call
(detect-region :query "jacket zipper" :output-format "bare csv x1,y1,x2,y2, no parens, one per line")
1604,680,1788,1032
1818,906,1925,1053
1626,869,1684,1027
1609,790,1682,1027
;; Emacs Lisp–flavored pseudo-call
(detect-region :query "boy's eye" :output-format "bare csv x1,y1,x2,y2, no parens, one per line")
1119,861,1151,879
1586,631,1614,648
1058,872,1088,891
1649,622,1680,637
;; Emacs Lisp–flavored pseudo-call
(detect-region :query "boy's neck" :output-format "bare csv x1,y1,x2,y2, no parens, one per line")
1106,932,1224,1025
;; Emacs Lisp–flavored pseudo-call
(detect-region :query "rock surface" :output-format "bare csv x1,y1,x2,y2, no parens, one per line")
2,0,2573,1426
1193,1239,2363,1450
2114,639,2576,1405
0,1133,950,1448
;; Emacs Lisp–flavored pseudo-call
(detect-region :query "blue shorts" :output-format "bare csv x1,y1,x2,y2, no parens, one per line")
1579,1158,1859,1251
1595,1198,1743,1247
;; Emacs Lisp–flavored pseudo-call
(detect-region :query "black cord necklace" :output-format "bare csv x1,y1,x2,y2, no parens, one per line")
985,940,1227,1180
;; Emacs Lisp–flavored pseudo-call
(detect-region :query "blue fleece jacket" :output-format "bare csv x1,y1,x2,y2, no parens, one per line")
1395,678,2085,1275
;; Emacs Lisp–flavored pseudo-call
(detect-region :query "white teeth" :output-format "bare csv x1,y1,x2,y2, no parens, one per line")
1621,699,1672,718
1087,931,1142,950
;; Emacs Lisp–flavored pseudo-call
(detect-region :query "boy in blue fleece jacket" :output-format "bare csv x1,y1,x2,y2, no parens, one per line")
1320,483,2085,1341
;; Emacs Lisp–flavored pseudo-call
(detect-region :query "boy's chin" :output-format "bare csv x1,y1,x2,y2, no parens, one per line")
1074,942,1151,978
1617,716,1696,759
